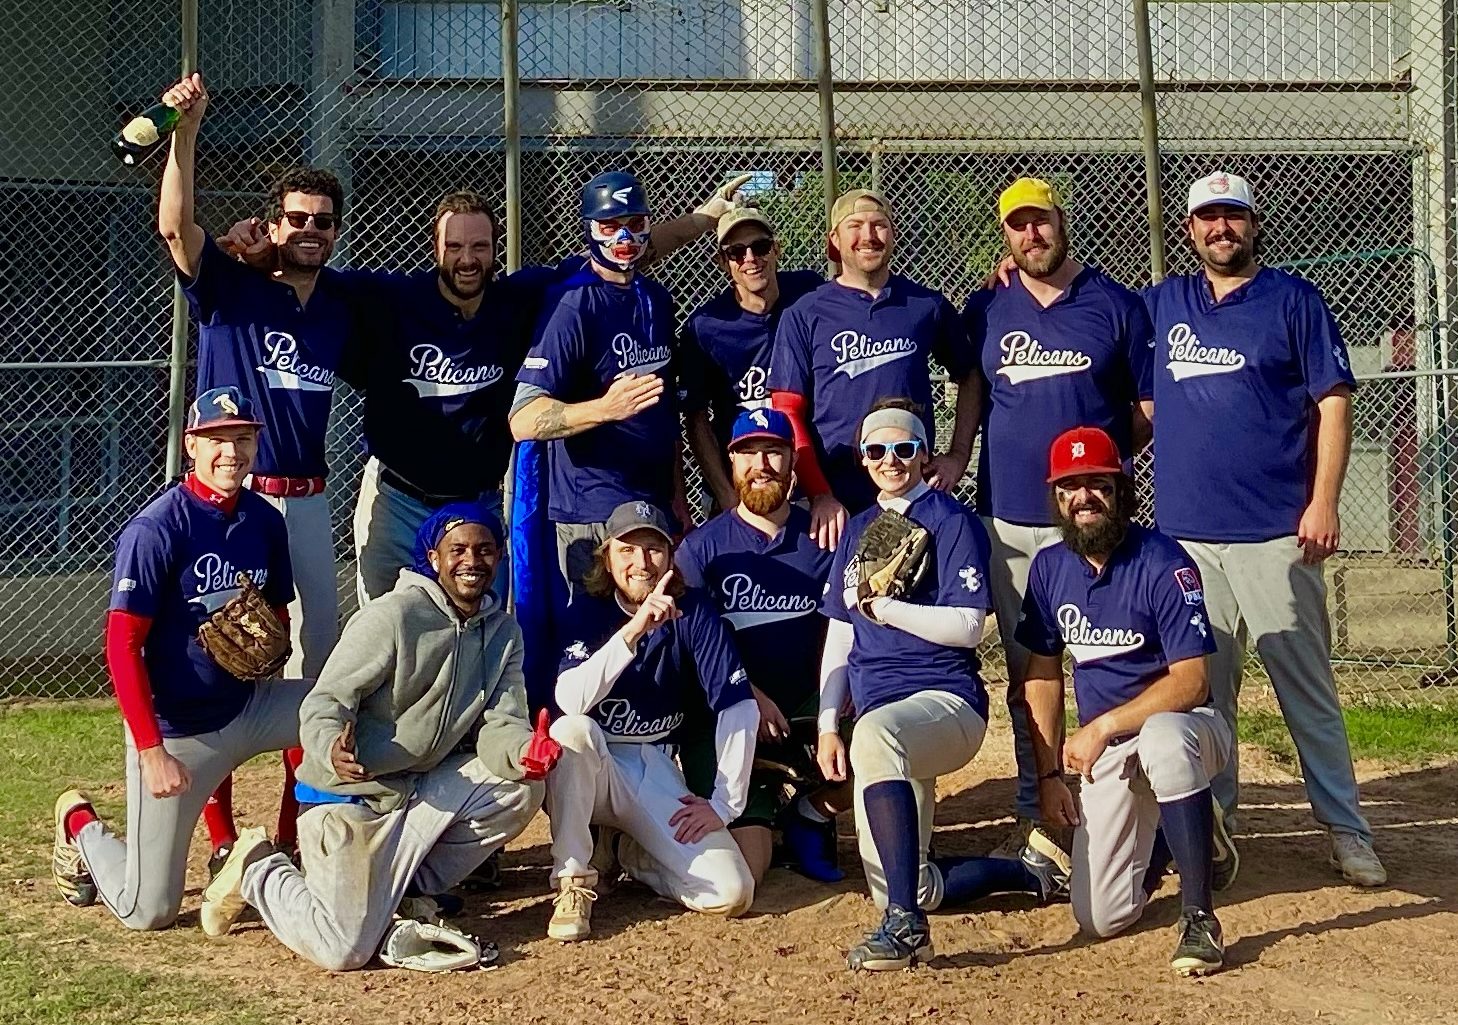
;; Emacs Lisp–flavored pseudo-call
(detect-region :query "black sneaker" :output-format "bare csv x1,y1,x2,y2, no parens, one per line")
847,905,934,971
207,841,234,883
1170,909,1224,977
463,848,502,891
1020,827,1072,904
1211,799,1239,893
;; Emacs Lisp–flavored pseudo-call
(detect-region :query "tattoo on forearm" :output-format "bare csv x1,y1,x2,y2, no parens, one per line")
533,400,572,439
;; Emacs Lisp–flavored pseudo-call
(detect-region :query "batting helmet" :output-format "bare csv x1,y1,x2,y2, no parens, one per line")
580,171,651,221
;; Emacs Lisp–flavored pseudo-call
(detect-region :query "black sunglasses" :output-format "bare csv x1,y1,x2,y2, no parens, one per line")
280,211,339,231
721,238,774,262
861,439,923,461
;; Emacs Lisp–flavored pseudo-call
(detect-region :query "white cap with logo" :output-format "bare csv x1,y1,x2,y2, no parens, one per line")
1186,171,1256,216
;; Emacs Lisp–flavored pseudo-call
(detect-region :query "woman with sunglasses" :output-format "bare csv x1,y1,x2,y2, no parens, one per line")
817,401,1024,971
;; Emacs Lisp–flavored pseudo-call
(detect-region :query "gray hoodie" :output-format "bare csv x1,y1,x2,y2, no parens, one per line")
297,571,535,811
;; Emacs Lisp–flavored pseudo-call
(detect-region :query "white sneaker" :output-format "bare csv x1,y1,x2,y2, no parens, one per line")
201,826,273,936
1329,831,1386,887
547,878,597,942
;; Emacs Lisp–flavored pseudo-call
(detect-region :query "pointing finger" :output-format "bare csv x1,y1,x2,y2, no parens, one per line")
652,569,675,596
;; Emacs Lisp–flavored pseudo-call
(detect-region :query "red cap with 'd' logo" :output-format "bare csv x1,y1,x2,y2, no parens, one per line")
1047,426,1123,483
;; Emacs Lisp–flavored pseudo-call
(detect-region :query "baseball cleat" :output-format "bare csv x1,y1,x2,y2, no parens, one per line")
1328,831,1386,887
206,841,234,884
847,905,934,971
547,878,597,942
1170,908,1224,977
53,790,97,908
990,817,1037,860
201,826,273,937
780,808,844,883
1021,826,1073,904
1211,798,1239,892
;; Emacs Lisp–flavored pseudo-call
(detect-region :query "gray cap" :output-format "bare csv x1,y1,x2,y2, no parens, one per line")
604,501,674,544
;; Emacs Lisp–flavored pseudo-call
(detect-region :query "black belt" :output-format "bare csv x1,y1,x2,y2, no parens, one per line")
379,466,477,509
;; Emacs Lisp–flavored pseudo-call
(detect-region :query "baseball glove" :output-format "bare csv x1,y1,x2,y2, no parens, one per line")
853,509,931,618
195,572,291,681
378,918,492,973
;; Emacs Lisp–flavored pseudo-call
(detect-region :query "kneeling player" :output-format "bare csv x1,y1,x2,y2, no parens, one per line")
1020,428,1237,976
202,503,554,971
53,388,304,932
818,402,1020,971
546,502,759,941
676,409,850,884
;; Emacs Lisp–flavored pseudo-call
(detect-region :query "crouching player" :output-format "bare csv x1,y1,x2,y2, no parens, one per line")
545,501,759,941
676,409,851,884
201,503,554,971
1020,428,1237,976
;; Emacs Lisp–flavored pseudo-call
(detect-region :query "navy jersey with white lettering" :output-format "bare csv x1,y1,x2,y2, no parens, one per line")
180,235,350,478
515,268,678,523
1144,268,1356,542
338,261,578,498
556,589,752,743
964,268,1154,525
681,270,823,448
768,277,973,511
823,488,993,720
1015,524,1216,725
110,485,294,737
675,505,833,711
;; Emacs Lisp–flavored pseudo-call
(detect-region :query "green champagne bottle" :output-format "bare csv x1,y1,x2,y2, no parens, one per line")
112,101,181,165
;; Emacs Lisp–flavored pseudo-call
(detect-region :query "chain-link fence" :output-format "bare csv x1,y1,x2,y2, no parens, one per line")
2,0,1456,706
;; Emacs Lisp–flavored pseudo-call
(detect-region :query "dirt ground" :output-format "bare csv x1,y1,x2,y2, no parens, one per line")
12,723,1458,1025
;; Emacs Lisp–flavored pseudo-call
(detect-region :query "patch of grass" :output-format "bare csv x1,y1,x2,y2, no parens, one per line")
1242,704,1458,767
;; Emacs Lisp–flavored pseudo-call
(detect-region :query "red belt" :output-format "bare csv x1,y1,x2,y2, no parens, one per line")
249,475,327,498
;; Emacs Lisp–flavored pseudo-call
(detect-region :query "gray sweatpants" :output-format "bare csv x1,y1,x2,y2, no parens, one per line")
352,457,508,606
242,752,542,972
259,490,338,679
849,690,987,912
75,680,308,931
1177,535,1370,839
984,516,1063,821
1072,708,1231,938
554,521,608,605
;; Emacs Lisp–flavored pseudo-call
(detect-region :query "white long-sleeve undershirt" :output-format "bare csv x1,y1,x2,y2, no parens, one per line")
872,598,986,648
817,618,854,735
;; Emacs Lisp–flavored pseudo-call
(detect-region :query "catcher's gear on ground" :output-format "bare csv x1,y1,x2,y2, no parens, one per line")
853,509,931,617
377,917,494,972
196,572,291,680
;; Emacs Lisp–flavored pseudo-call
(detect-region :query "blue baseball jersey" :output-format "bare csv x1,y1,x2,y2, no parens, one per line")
681,270,824,448
180,235,351,478
768,276,973,511
964,268,1154,525
515,269,678,523
110,485,294,738
1015,524,1217,726
1144,267,1356,542
675,504,833,711
556,589,752,744
823,488,993,721
338,261,578,498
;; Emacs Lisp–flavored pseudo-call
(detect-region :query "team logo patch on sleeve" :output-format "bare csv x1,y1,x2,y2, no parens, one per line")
1174,566,1204,606
564,640,590,662
523,356,549,370
117,578,137,593
958,565,983,593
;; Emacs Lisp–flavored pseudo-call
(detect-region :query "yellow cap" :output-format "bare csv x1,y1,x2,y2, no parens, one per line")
998,177,1060,221
830,189,892,228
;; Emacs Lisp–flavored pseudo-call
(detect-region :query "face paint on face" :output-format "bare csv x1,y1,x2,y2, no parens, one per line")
586,215,652,270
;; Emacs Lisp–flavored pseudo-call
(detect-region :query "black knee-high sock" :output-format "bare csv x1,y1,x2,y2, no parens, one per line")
1158,790,1215,913
862,780,921,912
934,855,1040,907
1141,828,1173,898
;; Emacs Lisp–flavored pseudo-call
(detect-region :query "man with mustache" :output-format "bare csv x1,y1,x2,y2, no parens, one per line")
681,208,823,512
1016,426,1235,975
962,177,1155,860
543,502,759,941
769,190,980,549
675,410,849,884
1143,172,1384,887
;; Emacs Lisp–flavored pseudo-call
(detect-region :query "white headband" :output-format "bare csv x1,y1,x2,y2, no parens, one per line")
859,408,928,447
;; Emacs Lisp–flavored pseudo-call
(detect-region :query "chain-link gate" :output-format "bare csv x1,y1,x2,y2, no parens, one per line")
2,0,1455,706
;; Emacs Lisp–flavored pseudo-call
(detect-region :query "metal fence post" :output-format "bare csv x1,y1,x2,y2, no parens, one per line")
1132,0,1167,283
164,0,199,480
811,0,838,246
502,0,522,274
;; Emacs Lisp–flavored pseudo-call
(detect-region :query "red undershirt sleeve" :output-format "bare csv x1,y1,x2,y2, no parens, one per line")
105,609,163,751
771,390,832,497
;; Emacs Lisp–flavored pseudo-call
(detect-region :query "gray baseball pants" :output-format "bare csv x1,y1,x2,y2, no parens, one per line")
259,490,338,679
242,752,542,971
1176,535,1371,839
554,521,608,605
75,679,308,930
